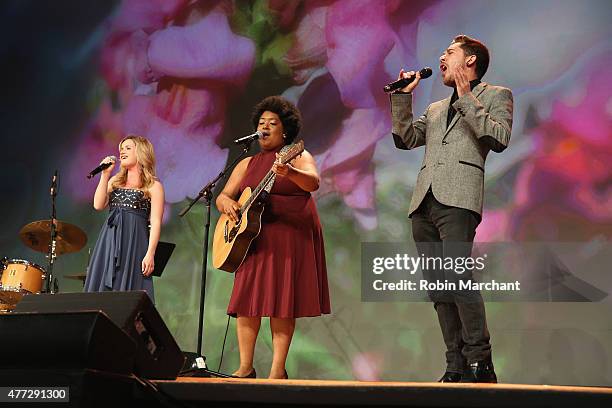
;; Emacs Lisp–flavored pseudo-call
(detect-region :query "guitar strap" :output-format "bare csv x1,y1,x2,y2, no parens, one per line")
263,144,293,194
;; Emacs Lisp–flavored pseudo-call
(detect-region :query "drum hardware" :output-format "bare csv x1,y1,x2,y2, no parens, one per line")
17,171,87,294
3,171,88,306
47,170,58,293
64,273,87,285
64,247,90,287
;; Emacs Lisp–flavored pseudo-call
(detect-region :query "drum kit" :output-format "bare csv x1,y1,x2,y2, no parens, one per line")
0,171,88,312
0,220,87,312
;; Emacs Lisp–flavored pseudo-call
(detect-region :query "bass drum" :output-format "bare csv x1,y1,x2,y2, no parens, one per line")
0,258,46,304
0,302,15,313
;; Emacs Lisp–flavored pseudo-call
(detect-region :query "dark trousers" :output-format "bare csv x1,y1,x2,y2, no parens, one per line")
411,190,491,373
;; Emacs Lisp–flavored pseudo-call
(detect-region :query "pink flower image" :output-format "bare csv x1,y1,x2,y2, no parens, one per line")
6,0,612,386
274,0,434,228
509,51,612,240
67,1,255,203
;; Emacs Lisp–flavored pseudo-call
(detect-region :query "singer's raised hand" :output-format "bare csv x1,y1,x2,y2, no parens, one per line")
272,153,293,177
100,156,116,176
93,156,116,210
397,69,421,93
453,62,470,97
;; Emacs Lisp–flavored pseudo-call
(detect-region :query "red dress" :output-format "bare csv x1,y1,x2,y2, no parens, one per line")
226,148,331,318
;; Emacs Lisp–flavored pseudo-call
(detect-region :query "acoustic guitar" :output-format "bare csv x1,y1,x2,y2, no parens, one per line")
212,141,305,272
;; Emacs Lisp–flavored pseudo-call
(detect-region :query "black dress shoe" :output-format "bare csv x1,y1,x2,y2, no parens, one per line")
461,360,497,383
438,372,462,383
231,368,256,378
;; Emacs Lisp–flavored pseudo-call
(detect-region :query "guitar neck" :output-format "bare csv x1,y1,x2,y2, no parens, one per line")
238,141,304,213
241,169,275,212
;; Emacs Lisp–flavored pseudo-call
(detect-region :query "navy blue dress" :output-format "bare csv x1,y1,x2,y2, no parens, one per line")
84,188,154,302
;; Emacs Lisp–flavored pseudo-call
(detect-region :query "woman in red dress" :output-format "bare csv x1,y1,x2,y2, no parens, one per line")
216,96,330,379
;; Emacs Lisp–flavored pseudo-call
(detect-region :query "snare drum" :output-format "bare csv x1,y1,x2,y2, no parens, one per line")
0,259,46,304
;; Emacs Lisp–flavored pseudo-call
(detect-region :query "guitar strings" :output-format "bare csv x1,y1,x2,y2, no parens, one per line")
238,142,303,214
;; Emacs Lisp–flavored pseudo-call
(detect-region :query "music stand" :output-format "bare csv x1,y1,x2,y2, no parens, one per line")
153,241,175,277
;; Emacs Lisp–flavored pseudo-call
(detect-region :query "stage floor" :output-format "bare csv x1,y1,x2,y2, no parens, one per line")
152,377,612,407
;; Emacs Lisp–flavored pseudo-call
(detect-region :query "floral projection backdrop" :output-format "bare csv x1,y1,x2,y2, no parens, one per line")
1,0,611,385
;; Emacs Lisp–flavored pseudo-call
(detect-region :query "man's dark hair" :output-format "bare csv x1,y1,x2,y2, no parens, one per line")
453,34,490,80
251,96,302,144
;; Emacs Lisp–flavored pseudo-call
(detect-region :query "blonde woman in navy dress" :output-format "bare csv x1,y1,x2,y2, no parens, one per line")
84,135,164,302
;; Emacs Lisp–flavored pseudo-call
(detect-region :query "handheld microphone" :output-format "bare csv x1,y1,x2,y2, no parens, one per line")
234,130,264,145
87,156,116,179
383,67,433,93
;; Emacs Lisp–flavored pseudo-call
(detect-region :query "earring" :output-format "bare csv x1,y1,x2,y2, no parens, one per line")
282,134,287,139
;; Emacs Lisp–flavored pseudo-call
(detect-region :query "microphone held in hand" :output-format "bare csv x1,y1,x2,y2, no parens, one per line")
383,67,433,93
87,156,116,179
234,130,264,145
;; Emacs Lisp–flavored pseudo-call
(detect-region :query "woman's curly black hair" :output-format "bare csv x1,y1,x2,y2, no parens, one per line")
251,96,302,144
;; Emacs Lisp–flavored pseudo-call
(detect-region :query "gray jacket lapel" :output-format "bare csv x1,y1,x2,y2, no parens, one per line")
443,82,488,138
440,95,452,133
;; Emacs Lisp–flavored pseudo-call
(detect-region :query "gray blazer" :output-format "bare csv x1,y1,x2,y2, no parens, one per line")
390,82,513,217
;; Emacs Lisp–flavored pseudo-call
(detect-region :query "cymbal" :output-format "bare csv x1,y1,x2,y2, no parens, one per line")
19,220,87,255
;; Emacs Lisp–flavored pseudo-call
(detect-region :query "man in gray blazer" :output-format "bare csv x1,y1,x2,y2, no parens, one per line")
390,35,513,383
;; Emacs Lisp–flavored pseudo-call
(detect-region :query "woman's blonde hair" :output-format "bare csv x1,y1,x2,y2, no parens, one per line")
111,135,157,197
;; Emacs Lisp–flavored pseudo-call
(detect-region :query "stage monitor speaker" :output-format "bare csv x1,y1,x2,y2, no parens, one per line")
0,310,135,374
15,291,185,380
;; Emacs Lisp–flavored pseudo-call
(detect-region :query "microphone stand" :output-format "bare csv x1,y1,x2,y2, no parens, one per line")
46,170,59,293
178,141,253,377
